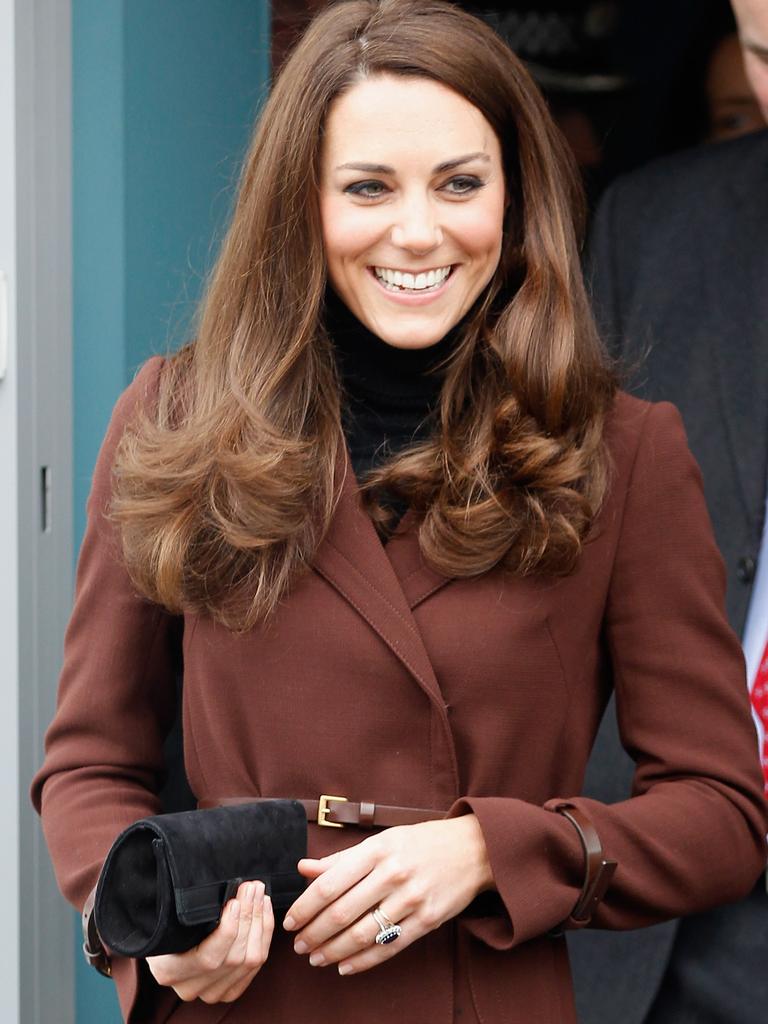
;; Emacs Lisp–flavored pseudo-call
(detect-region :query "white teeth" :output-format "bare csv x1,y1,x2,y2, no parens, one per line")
373,265,451,292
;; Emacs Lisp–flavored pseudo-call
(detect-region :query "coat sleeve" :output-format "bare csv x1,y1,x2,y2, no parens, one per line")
30,355,180,1021
449,401,768,950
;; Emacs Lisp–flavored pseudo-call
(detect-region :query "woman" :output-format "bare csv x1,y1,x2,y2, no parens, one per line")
32,2,767,1022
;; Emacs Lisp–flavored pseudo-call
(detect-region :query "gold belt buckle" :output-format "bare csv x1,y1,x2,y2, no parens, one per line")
317,794,348,828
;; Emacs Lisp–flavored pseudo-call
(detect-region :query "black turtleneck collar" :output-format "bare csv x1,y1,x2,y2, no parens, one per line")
324,289,458,399
324,289,459,482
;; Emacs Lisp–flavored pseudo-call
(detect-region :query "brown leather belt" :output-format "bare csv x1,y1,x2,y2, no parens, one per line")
198,794,446,829
82,794,615,978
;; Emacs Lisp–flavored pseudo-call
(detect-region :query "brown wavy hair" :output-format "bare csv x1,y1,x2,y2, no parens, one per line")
111,0,616,630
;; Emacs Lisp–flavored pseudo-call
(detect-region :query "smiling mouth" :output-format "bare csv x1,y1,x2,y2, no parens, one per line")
371,265,453,293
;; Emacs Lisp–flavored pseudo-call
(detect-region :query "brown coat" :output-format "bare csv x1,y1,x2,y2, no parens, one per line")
32,357,767,1024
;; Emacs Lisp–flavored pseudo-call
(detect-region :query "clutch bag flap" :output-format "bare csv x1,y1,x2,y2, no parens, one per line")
94,799,307,958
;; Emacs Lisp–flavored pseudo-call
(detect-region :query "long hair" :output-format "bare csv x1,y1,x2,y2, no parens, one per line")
111,0,616,630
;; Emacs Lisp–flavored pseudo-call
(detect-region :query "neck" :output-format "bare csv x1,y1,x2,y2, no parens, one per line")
323,289,460,482
324,289,458,401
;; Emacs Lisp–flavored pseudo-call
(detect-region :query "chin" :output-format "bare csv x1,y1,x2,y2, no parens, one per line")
378,333,448,350
365,313,460,349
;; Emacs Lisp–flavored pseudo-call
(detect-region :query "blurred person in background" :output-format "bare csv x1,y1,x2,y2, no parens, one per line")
461,1,762,200
569,1,768,1021
706,28,765,141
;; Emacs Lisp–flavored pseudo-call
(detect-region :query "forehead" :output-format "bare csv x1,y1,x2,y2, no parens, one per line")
321,74,500,164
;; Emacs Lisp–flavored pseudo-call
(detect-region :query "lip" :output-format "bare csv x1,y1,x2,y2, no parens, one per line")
367,264,457,305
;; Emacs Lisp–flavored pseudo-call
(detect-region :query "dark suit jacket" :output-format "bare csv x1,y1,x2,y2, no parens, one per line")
32,357,766,1024
570,130,768,1024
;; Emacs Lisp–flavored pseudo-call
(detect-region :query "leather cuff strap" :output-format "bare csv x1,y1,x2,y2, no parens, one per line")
82,886,112,978
546,800,617,934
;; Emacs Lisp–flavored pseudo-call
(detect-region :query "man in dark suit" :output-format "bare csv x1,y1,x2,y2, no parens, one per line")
569,125,768,1022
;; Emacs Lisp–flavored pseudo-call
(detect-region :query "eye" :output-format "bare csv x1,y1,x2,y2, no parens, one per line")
343,180,388,199
441,175,485,196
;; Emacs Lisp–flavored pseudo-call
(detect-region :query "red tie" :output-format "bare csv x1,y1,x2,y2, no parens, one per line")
751,635,768,799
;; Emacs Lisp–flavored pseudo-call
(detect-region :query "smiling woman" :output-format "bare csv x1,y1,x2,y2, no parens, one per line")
104,0,611,605
32,2,768,1024
320,76,506,348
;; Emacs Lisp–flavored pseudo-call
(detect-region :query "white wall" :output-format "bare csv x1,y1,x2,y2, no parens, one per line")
1,1,75,1021
0,1,21,1019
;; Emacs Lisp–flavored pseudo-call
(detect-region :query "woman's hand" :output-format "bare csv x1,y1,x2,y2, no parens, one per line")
283,814,494,976
146,880,273,1004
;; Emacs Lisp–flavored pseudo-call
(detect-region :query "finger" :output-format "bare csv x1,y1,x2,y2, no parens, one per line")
225,882,256,965
285,844,377,931
195,898,243,974
192,885,255,1000
242,883,266,966
293,869,390,954
195,885,269,1005
215,967,261,1005
305,893,411,966
297,860,329,880
260,893,275,962
297,852,343,877
304,908,379,967
336,912,420,977
149,899,242,991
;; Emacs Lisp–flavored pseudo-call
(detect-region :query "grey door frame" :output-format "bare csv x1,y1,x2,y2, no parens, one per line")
1,0,75,1021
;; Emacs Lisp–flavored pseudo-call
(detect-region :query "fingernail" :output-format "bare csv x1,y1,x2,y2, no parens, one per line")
309,952,325,967
254,882,265,902
338,963,353,976
229,900,240,918
283,915,296,930
294,940,308,954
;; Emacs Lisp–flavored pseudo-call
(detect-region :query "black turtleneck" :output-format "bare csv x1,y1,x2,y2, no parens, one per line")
325,290,456,482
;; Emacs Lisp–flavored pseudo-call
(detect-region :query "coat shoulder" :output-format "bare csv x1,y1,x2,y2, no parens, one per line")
606,128,768,217
600,390,690,495
115,355,167,429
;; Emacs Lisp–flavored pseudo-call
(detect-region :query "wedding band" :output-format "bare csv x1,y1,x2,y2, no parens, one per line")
372,907,401,945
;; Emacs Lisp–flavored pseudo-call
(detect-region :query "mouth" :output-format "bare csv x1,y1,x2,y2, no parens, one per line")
371,264,454,294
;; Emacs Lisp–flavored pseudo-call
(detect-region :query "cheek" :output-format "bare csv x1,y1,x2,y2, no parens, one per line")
452,200,505,264
321,196,384,267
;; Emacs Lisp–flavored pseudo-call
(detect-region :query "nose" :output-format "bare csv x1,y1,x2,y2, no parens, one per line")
390,193,443,253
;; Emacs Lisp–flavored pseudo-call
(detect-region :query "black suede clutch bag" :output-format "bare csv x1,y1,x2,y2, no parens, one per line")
93,800,307,958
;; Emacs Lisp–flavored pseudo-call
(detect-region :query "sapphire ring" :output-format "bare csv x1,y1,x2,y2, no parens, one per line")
372,907,402,945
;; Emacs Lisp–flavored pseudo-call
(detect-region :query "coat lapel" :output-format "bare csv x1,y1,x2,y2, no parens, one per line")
384,512,454,609
312,450,452,704
312,453,461,801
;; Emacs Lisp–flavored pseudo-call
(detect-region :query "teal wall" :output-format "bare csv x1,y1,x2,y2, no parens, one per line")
72,2,271,1019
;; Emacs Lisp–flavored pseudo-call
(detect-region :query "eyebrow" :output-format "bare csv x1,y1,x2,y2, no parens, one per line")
742,38,768,62
334,152,492,174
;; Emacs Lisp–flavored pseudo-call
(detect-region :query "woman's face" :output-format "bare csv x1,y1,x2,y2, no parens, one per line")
319,74,507,349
